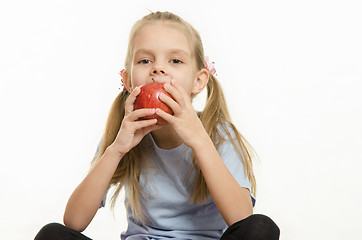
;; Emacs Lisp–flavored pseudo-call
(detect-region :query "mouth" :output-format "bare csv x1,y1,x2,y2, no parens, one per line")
151,76,171,83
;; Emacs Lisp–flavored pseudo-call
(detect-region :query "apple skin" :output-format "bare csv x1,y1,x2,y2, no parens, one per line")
134,82,174,123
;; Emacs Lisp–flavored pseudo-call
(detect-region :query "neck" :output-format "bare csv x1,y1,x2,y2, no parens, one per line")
151,124,182,150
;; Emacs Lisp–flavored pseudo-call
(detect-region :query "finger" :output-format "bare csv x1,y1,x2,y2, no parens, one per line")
127,108,156,122
142,124,163,135
163,81,187,108
125,86,142,115
132,118,158,130
158,92,182,115
155,108,174,124
169,79,190,107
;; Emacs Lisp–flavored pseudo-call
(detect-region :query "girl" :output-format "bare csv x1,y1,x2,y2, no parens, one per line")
35,11,279,240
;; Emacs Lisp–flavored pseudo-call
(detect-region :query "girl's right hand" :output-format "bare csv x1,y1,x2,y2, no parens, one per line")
109,86,162,156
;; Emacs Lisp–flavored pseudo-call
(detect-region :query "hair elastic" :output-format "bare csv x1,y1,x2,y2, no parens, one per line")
119,69,127,91
204,56,216,75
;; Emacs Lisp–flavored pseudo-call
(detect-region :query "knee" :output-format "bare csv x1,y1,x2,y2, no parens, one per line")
222,214,280,240
245,214,280,239
34,223,66,240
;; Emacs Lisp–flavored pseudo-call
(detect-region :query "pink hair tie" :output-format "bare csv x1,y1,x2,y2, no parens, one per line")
204,56,216,75
119,69,127,91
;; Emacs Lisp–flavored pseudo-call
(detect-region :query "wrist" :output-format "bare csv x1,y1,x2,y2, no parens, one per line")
105,144,125,162
190,131,213,152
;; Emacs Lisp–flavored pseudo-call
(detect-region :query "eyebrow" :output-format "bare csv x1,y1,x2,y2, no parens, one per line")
134,48,190,57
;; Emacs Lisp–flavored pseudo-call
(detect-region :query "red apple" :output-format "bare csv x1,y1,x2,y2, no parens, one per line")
134,82,174,123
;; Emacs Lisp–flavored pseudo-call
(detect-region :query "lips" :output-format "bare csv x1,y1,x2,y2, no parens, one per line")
150,76,171,83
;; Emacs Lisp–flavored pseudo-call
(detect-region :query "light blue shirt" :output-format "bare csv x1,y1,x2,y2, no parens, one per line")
101,125,255,240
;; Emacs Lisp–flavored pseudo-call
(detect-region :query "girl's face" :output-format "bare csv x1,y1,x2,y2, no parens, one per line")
125,22,207,96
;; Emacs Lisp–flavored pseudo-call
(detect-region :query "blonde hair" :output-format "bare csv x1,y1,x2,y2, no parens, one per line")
92,11,256,223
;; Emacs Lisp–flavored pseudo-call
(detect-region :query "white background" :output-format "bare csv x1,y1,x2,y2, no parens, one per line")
1,0,361,239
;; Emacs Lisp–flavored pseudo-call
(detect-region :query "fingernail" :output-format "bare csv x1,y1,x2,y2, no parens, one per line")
171,79,176,84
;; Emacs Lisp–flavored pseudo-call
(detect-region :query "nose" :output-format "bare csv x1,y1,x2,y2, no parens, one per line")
152,64,166,75
153,69,165,74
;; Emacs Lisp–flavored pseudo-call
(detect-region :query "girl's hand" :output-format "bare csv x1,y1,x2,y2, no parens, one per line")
110,86,162,156
155,79,208,148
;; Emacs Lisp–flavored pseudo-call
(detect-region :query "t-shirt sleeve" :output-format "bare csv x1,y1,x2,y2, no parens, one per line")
99,193,107,208
217,127,256,207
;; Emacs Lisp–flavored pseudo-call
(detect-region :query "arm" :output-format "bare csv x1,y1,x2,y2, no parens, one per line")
191,134,253,226
63,87,161,232
63,147,123,232
156,79,253,226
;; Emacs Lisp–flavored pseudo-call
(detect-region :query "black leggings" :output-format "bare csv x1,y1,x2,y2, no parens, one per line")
34,214,280,240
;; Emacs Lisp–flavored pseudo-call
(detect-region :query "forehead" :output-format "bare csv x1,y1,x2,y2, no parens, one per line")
132,23,192,56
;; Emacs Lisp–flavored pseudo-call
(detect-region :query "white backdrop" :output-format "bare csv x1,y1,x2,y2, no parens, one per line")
1,0,361,239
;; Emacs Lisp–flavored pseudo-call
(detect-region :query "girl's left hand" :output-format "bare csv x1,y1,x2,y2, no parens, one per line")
155,79,208,148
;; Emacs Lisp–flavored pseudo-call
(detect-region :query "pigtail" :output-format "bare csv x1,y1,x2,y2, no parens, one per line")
191,74,257,203
91,89,148,224
91,90,128,167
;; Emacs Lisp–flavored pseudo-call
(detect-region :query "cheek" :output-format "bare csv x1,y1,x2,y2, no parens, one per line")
180,78,196,95
130,70,145,87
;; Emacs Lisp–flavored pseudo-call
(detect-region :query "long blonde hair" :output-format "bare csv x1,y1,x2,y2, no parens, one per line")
92,11,257,223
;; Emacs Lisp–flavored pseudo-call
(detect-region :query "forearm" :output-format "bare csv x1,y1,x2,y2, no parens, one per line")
63,146,123,232
191,134,253,226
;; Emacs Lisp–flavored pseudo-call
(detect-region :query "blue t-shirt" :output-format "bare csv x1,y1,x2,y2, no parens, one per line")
101,125,255,240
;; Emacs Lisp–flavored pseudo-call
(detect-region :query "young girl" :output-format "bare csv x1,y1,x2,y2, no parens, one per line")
35,11,279,240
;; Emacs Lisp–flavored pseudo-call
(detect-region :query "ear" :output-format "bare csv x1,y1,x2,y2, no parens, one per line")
192,68,209,94
121,69,132,92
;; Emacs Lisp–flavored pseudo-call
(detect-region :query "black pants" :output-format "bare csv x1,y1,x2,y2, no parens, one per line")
34,214,280,240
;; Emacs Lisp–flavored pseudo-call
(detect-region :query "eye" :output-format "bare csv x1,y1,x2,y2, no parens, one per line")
170,58,183,64
138,59,151,64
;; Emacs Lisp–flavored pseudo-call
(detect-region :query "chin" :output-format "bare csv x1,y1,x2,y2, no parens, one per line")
156,121,168,126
